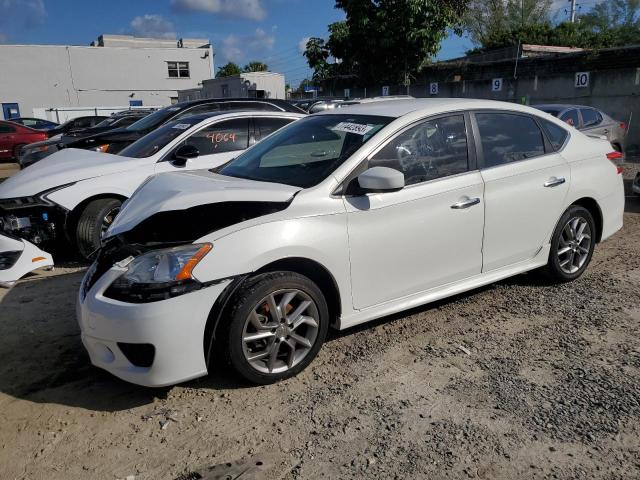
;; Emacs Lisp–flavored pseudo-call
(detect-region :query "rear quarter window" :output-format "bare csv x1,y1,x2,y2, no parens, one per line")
539,118,569,151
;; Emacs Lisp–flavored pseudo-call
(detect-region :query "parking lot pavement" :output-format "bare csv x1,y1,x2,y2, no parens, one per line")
0,165,639,479
0,162,18,181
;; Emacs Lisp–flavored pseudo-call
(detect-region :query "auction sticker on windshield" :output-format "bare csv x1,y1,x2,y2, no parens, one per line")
332,122,374,135
172,123,191,130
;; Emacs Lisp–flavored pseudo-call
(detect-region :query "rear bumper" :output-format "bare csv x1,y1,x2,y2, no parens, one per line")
599,182,624,242
77,266,231,387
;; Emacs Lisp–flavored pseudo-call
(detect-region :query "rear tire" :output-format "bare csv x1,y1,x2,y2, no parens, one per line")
545,205,595,283
75,198,122,259
219,271,329,385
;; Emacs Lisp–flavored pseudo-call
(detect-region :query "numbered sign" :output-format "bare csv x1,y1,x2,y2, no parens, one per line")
381,86,390,96
344,88,350,98
575,72,590,88
429,82,439,95
492,78,503,92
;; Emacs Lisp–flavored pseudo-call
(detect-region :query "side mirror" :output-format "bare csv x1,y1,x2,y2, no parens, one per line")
357,166,405,192
172,144,199,166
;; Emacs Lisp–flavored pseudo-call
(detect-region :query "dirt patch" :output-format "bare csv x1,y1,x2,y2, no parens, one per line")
0,169,639,479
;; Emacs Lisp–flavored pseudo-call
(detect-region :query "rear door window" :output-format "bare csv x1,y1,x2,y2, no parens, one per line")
560,109,580,127
184,118,250,155
0,123,16,133
254,117,296,142
580,108,602,127
475,113,546,168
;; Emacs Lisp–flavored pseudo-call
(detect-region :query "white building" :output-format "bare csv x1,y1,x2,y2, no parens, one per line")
0,34,215,121
178,72,285,102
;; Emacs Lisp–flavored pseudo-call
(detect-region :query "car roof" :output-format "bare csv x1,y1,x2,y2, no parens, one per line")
535,104,599,111
172,110,304,124
171,97,305,113
316,98,549,118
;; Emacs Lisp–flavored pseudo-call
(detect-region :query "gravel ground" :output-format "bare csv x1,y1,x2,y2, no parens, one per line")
0,165,639,480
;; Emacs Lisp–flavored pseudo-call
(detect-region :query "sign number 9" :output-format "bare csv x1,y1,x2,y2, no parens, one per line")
492,78,503,92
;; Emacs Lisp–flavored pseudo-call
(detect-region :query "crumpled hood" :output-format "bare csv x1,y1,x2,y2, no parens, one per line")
106,169,302,238
0,148,150,198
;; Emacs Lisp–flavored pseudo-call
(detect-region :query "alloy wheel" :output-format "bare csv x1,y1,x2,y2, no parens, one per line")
241,289,319,374
557,216,592,274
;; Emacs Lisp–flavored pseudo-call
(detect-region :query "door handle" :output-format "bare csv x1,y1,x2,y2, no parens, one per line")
544,177,566,188
450,197,480,209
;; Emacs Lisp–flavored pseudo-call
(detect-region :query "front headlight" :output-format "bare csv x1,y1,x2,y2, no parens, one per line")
0,183,76,210
104,243,212,303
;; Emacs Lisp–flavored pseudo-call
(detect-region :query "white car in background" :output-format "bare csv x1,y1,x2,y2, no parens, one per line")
0,111,303,285
77,99,624,387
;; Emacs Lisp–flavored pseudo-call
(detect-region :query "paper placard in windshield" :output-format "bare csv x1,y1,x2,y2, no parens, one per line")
172,123,191,130
332,122,374,135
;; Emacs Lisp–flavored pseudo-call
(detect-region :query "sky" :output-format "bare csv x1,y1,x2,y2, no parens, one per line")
0,0,595,88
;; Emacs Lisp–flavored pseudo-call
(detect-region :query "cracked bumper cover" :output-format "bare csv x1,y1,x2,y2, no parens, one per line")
0,233,54,287
77,265,232,387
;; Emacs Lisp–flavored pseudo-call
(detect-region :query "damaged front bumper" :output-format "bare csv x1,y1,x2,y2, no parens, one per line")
0,233,54,287
77,264,231,387
0,201,68,248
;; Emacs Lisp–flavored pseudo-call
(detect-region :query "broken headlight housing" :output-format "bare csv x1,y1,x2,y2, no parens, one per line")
0,183,76,211
104,243,212,303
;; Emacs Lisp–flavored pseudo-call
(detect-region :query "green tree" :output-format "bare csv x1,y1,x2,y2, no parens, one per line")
464,0,552,47
217,62,242,77
580,0,640,30
304,0,467,85
243,61,269,72
466,0,640,53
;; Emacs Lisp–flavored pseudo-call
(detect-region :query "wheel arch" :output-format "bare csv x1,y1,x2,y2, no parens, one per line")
65,193,128,243
202,256,342,369
571,197,603,242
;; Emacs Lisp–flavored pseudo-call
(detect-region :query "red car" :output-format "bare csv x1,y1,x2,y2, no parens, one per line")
0,120,48,161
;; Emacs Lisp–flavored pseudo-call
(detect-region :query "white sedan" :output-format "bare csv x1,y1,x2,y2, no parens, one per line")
0,111,303,285
77,99,624,386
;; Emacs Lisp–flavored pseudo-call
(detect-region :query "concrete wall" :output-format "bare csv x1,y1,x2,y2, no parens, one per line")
0,43,214,119
179,72,286,101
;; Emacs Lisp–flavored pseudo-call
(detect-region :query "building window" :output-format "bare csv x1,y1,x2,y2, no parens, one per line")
167,61,190,78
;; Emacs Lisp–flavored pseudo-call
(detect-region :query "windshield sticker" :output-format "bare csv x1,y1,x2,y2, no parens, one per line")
167,107,181,111
172,123,191,130
331,122,374,135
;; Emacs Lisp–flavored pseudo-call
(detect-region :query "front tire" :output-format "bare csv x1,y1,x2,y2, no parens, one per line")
221,272,329,385
75,198,122,259
545,205,595,282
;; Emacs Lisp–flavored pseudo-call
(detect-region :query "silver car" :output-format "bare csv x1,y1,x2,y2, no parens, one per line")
534,104,627,152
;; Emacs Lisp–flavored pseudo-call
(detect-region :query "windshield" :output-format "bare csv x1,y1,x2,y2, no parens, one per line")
218,114,391,188
119,118,201,158
126,106,181,132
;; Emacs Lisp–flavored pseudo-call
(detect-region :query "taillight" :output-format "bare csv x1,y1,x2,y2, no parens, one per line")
607,151,624,174
619,122,627,132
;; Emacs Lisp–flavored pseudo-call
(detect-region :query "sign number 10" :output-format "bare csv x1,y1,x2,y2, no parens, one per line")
575,72,590,88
